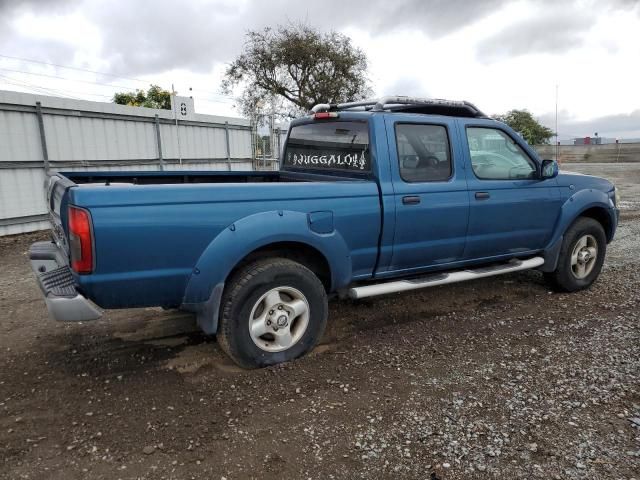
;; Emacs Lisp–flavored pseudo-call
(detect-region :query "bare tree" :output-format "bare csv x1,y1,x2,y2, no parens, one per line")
222,24,372,120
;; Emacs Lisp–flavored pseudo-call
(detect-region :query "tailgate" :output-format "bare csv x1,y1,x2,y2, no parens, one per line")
46,174,76,257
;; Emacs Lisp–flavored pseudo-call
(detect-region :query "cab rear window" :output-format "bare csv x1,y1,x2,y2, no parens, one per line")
283,121,370,172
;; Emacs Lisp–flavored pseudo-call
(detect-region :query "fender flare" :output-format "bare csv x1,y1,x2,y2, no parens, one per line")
541,189,616,272
182,210,352,307
549,189,615,246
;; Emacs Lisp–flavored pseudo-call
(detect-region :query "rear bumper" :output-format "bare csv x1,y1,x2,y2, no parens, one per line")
29,241,102,322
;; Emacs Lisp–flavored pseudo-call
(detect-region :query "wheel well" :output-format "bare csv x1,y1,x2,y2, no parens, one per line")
227,242,332,292
580,207,613,242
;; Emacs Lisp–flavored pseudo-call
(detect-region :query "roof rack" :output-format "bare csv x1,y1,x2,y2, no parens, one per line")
310,96,487,118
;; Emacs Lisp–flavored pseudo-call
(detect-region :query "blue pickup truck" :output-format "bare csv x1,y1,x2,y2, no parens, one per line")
30,96,619,368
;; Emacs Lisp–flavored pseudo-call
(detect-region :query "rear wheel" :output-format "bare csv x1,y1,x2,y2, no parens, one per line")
544,217,606,292
217,258,328,368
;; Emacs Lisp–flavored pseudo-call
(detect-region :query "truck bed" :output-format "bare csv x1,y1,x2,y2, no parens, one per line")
48,169,382,310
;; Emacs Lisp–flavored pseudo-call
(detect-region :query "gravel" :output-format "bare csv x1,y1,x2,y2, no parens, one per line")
0,163,639,479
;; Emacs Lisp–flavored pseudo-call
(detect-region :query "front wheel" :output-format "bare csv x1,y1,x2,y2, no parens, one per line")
544,217,606,292
217,258,328,368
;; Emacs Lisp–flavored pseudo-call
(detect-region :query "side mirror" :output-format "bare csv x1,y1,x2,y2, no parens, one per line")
540,159,558,179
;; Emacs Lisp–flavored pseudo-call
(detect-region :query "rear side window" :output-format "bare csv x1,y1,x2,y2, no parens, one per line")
283,121,370,172
396,124,452,182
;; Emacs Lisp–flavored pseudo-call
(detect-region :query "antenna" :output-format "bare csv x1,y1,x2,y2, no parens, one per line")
555,84,559,162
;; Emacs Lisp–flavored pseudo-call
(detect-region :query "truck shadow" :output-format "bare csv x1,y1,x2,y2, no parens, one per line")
42,270,546,378
42,308,217,377
325,270,545,341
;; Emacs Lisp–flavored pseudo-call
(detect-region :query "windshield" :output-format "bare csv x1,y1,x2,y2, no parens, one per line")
283,121,370,172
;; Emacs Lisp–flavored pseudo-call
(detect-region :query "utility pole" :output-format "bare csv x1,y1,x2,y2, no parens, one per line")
555,84,559,162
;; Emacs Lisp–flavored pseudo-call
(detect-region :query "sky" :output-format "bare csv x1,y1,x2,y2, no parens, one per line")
0,0,639,139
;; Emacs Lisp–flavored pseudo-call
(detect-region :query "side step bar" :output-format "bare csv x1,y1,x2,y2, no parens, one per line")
348,256,545,299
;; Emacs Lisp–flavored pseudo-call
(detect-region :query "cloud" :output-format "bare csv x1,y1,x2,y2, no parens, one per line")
612,0,640,8
0,0,80,65
476,10,596,62
324,0,506,37
476,0,640,63
87,0,243,76
2,0,639,77
85,0,510,76
0,0,638,125
382,77,430,98
2,0,636,77
0,0,79,14
539,110,640,139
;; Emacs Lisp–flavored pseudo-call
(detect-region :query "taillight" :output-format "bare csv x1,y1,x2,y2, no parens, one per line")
68,206,94,274
313,112,339,120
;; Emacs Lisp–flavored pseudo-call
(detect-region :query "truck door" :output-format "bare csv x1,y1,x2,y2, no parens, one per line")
384,115,470,273
459,120,562,259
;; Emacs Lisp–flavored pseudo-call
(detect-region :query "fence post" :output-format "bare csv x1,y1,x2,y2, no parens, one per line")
224,121,232,171
275,127,281,171
154,114,164,171
35,102,50,174
250,118,256,170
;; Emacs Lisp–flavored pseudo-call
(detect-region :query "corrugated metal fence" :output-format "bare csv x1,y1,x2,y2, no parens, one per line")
0,90,279,236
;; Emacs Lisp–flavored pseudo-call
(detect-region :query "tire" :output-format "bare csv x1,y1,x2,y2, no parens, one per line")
217,258,328,369
544,217,606,292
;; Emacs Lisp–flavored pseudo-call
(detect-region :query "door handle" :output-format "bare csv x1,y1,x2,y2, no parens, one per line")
402,195,421,205
475,192,490,200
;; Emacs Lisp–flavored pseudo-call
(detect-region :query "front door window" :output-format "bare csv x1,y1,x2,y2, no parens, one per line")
466,127,536,180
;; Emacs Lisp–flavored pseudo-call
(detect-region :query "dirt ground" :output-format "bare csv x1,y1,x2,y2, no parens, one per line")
1,163,639,480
